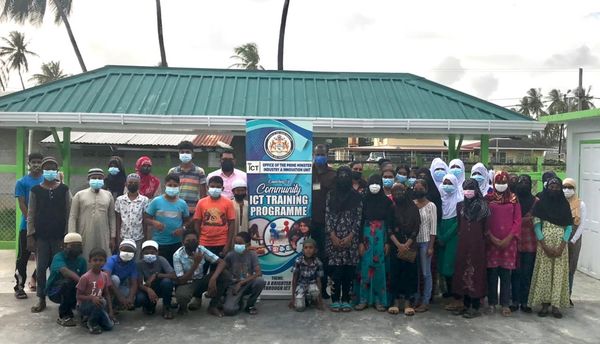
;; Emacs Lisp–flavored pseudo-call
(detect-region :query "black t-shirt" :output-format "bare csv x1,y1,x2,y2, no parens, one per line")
31,183,70,240
312,167,336,225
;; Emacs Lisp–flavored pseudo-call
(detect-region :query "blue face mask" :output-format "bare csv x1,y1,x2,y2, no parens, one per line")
143,254,157,264
441,184,456,194
234,244,246,254
43,170,58,182
395,174,407,183
382,178,394,188
406,178,416,187
449,168,463,178
108,167,119,175
165,186,179,197
472,174,485,184
208,187,222,198
433,170,446,182
89,179,104,190
314,156,327,167
179,153,192,163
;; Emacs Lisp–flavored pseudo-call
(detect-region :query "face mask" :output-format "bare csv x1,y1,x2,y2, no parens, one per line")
119,251,134,262
66,247,83,258
433,170,446,182
441,184,456,194
234,193,246,202
184,242,198,252
449,168,463,178
351,171,362,180
30,163,42,173
548,189,563,200
472,174,485,184
221,159,234,172
515,183,531,196
395,174,407,183
43,170,58,182
140,166,151,175
563,189,575,198
179,153,192,163
143,254,157,264
234,244,246,254
368,184,381,194
382,178,394,188
495,184,508,193
108,167,119,175
208,187,222,198
127,184,139,193
413,190,427,199
89,179,104,190
165,186,180,197
314,156,327,167
407,178,416,187
463,190,476,199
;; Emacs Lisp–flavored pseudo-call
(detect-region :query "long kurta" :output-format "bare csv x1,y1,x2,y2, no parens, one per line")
437,217,458,277
486,201,522,269
69,188,116,259
453,203,487,299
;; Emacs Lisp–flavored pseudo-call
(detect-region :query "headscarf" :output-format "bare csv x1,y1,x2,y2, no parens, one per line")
391,183,421,231
486,171,518,204
536,171,557,198
329,166,362,213
470,162,490,196
563,178,581,226
105,156,126,197
363,174,393,221
448,158,465,192
440,174,464,219
136,156,161,198
416,167,442,221
430,158,448,189
461,178,490,222
532,176,573,227
515,174,535,217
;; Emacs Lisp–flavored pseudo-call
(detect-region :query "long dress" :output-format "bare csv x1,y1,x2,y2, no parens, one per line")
437,217,458,277
452,203,487,298
486,202,522,270
528,219,570,308
68,188,116,259
357,220,388,306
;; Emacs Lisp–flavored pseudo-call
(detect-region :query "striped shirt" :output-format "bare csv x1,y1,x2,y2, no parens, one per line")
168,165,206,212
173,245,219,281
416,201,438,243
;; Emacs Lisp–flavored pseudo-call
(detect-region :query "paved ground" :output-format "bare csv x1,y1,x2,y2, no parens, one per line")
1,250,599,344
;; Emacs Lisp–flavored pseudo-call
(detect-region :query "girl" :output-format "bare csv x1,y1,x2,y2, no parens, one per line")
448,159,465,192
135,156,161,199
413,179,437,312
355,175,393,311
387,183,421,316
453,179,490,318
470,163,491,196
430,158,448,190
350,161,367,193
407,167,419,189
416,168,442,222
382,169,395,199
528,177,573,318
563,178,587,305
395,165,410,185
104,156,126,199
326,166,363,312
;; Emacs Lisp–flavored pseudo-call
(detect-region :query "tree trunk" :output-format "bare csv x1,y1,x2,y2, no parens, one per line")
18,67,25,89
156,0,168,67
55,0,87,72
277,0,290,70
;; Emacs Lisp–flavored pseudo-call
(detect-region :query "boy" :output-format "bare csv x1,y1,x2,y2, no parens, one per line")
223,232,265,316
135,240,176,319
194,175,236,273
289,238,324,312
103,239,138,310
206,150,247,199
14,152,44,299
76,248,114,335
168,140,207,216
145,173,190,267
115,173,149,257
173,229,231,317
231,180,248,242
46,233,87,326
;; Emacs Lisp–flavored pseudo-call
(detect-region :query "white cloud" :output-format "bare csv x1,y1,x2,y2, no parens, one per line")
345,13,374,31
545,45,600,68
433,57,465,85
472,74,499,99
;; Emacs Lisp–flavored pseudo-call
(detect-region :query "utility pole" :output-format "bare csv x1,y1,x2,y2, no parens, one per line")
578,67,583,111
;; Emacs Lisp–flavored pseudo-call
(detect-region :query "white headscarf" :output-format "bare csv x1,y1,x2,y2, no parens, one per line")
448,158,465,192
470,162,490,196
440,173,464,219
430,158,449,189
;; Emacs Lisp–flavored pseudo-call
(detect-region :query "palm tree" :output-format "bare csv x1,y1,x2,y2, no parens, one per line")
230,43,264,70
29,61,68,85
517,96,531,117
518,88,546,119
546,89,569,115
155,0,167,67
573,86,595,110
277,0,290,70
0,31,37,89
0,0,87,72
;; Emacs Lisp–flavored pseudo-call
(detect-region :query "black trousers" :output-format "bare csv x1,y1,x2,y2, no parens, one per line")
463,295,481,310
487,267,511,307
330,265,354,303
311,222,329,294
48,279,77,318
158,243,180,268
14,230,36,291
511,252,536,306
203,245,225,275
35,238,62,298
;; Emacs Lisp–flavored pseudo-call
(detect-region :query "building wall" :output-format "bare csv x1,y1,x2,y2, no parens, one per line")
565,118,600,178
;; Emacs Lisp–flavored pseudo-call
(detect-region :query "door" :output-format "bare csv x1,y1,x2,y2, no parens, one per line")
578,142,600,279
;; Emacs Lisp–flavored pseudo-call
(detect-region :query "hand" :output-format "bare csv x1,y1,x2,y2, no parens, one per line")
154,221,165,232
384,244,390,257
427,246,434,257
92,296,104,307
207,278,217,297
397,243,408,253
331,235,341,248
147,273,157,285
341,236,351,248
172,227,183,237
232,282,242,296
192,251,204,266
126,295,135,308
147,289,158,303
358,243,365,257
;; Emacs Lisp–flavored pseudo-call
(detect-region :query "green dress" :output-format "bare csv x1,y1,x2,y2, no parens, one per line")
356,220,388,306
438,217,458,277
528,219,570,308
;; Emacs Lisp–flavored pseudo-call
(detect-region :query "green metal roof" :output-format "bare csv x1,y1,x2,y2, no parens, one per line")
541,108,600,123
0,65,532,121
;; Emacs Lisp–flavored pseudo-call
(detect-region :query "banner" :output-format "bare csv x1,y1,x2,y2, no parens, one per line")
246,119,313,297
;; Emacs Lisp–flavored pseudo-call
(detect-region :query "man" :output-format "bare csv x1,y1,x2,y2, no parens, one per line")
168,140,207,218
28,156,72,313
69,168,116,260
206,150,247,200
231,179,249,241
115,173,149,257
103,239,139,310
135,240,176,319
14,152,44,299
311,144,336,299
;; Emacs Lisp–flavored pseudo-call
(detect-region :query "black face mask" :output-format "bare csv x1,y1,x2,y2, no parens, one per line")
66,247,83,258
515,183,531,196
336,176,352,190
413,190,427,199
547,189,563,200
184,242,198,253
140,166,151,175
234,193,246,202
393,192,406,203
221,160,234,172
351,171,362,180
127,184,139,193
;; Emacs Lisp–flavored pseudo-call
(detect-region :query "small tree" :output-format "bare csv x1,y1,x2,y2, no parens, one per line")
230,43,265,70
30,61,68,85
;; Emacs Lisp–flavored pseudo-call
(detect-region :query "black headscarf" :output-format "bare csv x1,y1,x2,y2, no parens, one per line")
391,183,421,231
532,176,573,227
515,174,535,217
105,156,126,198
363,174,392,221
329,166,362,213
536,171,557,198
416,167,442,221
461,178,490,222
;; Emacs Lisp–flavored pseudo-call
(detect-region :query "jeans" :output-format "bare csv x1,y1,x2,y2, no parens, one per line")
135,278,174,311
487,267,511,307
330,265,355,303
78,300,114,330
48,279,77,318
175,270,231,309
417,242,433,305
110,275,131,302
223,278,266,315
35,238,62,298
511,252,536,306
14,230,36,291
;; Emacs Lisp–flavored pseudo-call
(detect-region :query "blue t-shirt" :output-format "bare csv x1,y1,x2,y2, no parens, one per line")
103,255,139,282
15,174,44,230
145,195,190,245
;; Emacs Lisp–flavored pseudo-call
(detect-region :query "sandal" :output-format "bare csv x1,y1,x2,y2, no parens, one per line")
246,306,258,315
404,307,415,316
388,306,400,315
341,303,353,312
375,304,387,312
538,308,549,317
354,303,368,311
552,307,563,319
330,302,341,312
501,307,512,317
463,309,481,319
415,304,429,313
163,310,173,320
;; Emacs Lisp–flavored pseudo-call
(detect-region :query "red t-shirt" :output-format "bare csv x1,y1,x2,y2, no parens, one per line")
76,270,112,304
194,196,235,247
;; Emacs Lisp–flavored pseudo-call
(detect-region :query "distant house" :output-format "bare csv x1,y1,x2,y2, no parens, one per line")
461,138,556,164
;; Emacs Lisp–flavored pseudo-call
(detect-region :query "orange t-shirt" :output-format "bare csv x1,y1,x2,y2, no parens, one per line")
194,196,236,247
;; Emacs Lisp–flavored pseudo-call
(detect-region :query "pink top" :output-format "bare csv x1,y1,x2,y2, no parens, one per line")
485,201,522,269
206,168,247,200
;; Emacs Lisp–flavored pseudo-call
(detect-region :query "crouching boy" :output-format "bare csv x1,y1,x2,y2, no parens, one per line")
76,248,114,334
289,238,324,311
135,240,176,319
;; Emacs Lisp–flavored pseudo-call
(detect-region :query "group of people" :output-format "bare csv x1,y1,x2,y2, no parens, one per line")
12,141,586,334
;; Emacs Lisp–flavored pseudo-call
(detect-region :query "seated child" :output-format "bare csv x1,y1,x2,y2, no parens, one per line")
289,238,324,312
135,240,176,319
46,233,87,327
76,248,114,335
103,239,139,310
223,232,265,316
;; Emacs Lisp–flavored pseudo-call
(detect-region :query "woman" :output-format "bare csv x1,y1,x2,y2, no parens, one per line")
470,162,491,196
407,167,419,189
382,169,395,199
448,159,465,192
528,177,573,318
326,166,363,312
413,179,437,312
387,183,421,316
453,179,490,318
485,171,522,317
104,156,126,199
350,161,367,193
135,156,161,199
395,165,410,185
416,168,442,222
562,178,587,306
355,175,393,311
430,158,448,190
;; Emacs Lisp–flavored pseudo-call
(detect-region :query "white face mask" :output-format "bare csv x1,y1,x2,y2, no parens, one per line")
563,188,575,198
495,184,508,193
368,184,381,194
119,251,135,262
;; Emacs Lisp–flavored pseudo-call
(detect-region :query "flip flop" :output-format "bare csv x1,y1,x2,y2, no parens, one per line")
404,307,415,316
330,302,341,312
341,303,352,312
354,303,368,311
388,306,400,315
501,307,512,317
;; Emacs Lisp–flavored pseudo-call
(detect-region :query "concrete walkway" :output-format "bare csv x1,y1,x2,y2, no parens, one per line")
0,250,599,344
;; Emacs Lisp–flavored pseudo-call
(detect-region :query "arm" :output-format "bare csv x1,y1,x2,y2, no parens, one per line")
105,285,114,319
207,259,226,296
225,220,235,253
571,202,586,243
18,196,28,219
59,267,82,283
127,274,138,303
26,191,37,238
427,204,437,255
108,195,116,242
115,212,122,243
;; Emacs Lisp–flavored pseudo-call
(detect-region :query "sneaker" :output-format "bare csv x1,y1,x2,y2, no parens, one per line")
14,288,27,300
31,299,46,313
509,304,519,312
188,297,202,311
57,317,77,327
